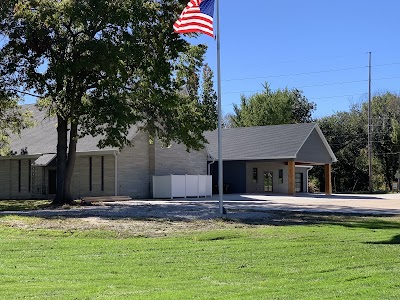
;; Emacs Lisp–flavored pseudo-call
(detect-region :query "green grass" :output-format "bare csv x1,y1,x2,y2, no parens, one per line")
0,200,52,211
0,215,400,299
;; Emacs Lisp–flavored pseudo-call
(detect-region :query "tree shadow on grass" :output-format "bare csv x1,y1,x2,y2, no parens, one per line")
0,200,52,211
366,234,400,245
224,209,400,229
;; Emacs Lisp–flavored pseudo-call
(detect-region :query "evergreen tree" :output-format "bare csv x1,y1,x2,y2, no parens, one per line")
200,64,218,130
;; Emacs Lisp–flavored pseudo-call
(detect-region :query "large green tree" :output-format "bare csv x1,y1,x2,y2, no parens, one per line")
174,45,217,132
0,0,215,204
200,63,218,130
314,92,400,192
315,106,370,192
0,86,32,156
229,83,316,127
369,92,400,189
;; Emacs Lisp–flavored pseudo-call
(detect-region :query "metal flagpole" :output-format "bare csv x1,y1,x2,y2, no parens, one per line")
368,52,373,193
216,0,225,214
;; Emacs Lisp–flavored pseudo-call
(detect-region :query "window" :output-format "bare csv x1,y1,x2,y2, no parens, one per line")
18,160,21,192
28,159,31,192
101,156,104,192
89,157,93,192
252,168,258,183
279,169,283,184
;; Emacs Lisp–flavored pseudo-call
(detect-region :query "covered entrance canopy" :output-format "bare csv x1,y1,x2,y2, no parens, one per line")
204,123,337,195
32,154,56,167
31,153,57,195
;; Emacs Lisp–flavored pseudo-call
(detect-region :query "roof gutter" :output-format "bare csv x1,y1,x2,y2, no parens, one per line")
76,149,118,156
0,154,42,160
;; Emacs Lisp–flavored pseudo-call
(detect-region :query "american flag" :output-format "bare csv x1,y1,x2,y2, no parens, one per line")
173,0,215,37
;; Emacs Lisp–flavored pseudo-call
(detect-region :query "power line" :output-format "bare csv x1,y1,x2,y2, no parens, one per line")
8,89,43,98
375,152,400,156
221,92,367,105
298,79,367,89
222,66,367,82
309,93,366,100
374,75,400,82
374,62,400,68
222,75,400,95
222,62,400,83
257,51,367,66
222,79,368,95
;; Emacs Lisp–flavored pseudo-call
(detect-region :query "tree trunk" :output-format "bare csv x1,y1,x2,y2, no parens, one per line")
53,115,68,205
63,122,78,203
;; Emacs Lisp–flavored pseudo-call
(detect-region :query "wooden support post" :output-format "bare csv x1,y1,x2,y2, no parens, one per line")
288,161,295,196
325,164,332,195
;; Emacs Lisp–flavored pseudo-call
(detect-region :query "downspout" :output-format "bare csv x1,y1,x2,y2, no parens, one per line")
208,158,216,175
114,151,119,196
306,166,313,193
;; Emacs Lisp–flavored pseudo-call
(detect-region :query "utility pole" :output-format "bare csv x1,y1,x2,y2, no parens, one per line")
368,52,373,193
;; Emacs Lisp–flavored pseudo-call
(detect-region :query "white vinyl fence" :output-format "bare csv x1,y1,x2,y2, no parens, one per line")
153,175,212,199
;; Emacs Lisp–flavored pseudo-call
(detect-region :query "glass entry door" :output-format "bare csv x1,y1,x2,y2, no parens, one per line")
295,173,303,192
264,171,273,192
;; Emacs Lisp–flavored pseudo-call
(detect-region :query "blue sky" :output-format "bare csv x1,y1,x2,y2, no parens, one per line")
188,0,400,119
14,1,400,119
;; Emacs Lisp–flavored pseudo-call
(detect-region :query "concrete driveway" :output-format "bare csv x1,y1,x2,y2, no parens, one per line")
200,193,400,215
1,193,400,220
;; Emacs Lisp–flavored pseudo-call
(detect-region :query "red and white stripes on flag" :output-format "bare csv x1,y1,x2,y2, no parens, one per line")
173,0,215,37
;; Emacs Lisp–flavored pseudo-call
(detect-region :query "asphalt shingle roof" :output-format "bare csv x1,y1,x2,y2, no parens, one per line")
9,105,330,163
9,104,137,155
204,123,318,161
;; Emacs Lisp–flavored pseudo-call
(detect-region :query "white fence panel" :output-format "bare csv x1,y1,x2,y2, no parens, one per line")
185,175,199,197
171,175,186,198
153,175,212,199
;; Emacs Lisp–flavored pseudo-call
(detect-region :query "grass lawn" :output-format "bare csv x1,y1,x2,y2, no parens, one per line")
0,200,52,211
0,214,399,299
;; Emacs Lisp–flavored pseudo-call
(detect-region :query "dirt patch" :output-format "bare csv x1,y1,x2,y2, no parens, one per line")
0,216,254,237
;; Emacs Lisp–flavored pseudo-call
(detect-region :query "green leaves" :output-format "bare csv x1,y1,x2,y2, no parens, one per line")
315,92,400,192
0,0,215,150
0,88,33,155
229,83,316,127
1,0,218,202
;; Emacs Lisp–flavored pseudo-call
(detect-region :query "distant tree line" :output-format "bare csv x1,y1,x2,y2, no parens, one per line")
314,92,400,192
